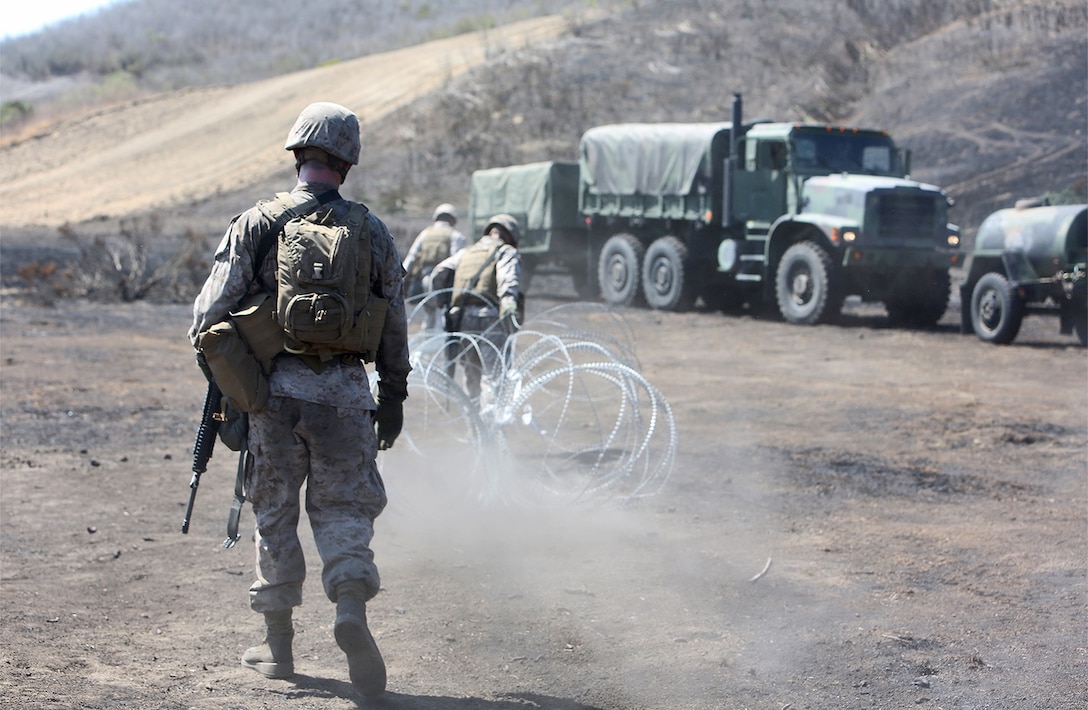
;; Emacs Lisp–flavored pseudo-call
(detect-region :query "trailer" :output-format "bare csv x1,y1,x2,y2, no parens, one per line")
960,199,1087,345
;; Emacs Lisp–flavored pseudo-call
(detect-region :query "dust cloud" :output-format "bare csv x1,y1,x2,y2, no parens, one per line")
371,436,811,706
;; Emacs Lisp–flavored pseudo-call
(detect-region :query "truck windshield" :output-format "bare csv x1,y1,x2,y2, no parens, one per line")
792,132,899,175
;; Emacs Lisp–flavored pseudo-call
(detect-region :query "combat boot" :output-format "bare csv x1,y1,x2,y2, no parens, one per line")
334,581,386,697
241,609,294,679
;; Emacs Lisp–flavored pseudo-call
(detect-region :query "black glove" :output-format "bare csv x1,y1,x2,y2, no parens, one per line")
374,399,404,450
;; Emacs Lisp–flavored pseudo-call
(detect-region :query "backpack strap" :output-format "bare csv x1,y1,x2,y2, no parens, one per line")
254,189,341,270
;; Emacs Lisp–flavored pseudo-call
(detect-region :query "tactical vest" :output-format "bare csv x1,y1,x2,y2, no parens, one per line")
451,240,502,308
255,192,388,363
410,223,454,280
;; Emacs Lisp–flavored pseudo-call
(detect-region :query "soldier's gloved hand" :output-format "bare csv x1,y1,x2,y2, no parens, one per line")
499,297,518,321
374,398,404,450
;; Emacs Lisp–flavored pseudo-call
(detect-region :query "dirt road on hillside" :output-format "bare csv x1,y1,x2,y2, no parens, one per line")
0,16,569,229
1,289,1085,709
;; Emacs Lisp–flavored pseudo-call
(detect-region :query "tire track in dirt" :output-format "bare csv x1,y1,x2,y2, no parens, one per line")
0,16,569,229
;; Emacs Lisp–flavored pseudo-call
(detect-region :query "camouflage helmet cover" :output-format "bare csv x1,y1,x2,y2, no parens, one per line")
284,102,361,165
485,213,521,246
433,203,458,223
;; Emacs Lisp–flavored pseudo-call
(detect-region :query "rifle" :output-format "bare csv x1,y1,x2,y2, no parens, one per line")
182,380,222,534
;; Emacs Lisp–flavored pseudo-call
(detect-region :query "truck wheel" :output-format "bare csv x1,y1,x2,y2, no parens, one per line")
1075,309,1088,347
597,233,645,306
885,270,951,328
775,240,841,325
970,272,1023,344
642,236,696,311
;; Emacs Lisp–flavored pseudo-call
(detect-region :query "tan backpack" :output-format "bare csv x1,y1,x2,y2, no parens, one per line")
259,192,388,363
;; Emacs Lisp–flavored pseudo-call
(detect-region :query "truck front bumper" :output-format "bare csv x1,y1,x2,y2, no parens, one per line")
841,247,964,270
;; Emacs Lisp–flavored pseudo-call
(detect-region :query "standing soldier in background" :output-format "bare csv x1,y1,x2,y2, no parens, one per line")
402,203,466,330
430,213,522,405
188,102,410,699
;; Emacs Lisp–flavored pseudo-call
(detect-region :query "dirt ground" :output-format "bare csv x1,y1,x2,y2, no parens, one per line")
1,282,1085,710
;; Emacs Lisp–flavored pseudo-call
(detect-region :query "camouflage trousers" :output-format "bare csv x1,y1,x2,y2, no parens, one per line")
451,313,509,405
245,396,387,612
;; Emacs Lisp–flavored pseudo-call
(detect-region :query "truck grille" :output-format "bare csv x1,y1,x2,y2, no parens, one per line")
873,192,940,245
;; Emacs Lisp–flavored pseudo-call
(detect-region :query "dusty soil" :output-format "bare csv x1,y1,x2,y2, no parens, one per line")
2,4,1084,706
1,286,1085,709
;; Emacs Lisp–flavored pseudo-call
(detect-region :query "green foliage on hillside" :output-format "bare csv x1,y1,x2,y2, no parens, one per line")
0,100,33,125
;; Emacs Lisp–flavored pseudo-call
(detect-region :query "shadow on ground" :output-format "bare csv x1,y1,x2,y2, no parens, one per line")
285,675,604,709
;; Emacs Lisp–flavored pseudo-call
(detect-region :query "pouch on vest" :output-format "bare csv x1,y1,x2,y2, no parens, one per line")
230,292,282,374
197,320,269,413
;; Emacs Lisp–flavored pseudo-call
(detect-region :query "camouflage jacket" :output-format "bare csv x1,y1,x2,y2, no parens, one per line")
429,234,520,318
189,182,410,408
402,221,466,280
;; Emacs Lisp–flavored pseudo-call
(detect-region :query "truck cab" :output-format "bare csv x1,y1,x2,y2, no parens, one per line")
729,122,908,226
717,123,961,325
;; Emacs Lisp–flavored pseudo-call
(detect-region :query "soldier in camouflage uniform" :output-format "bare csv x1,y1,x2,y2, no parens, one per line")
402,203,466,330
429,213,522,405
402,203,466,314
188,102,410,699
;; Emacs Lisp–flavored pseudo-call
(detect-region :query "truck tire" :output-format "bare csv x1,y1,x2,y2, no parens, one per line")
642,236,696,311
597,233,645,307
885,270,951,328
1075,309,1088,347
775,240,841,325
970,272,1023,344
1074,309,1088,347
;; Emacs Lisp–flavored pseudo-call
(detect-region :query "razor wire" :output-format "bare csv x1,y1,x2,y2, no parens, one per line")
376,289,677,507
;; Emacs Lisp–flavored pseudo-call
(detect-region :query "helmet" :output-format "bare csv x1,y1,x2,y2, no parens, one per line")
284,102,361,165
485,213,520,246
432,203,458,223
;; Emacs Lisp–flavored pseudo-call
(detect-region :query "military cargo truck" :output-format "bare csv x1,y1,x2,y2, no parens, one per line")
469,95,963,325
960,199,1087,345
467,160,595,297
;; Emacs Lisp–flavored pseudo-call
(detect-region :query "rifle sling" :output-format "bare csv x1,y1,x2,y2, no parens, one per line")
223,444,248,549
456,243,502,308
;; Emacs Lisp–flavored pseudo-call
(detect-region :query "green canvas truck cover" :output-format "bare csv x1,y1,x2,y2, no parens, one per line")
579,122,732,196
469,161,581,253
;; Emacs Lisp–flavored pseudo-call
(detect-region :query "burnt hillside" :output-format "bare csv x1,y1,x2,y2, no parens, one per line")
1,0,1084,243
364,0,1087,236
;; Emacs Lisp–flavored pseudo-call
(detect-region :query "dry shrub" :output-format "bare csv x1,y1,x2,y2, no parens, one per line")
37,218,212,303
